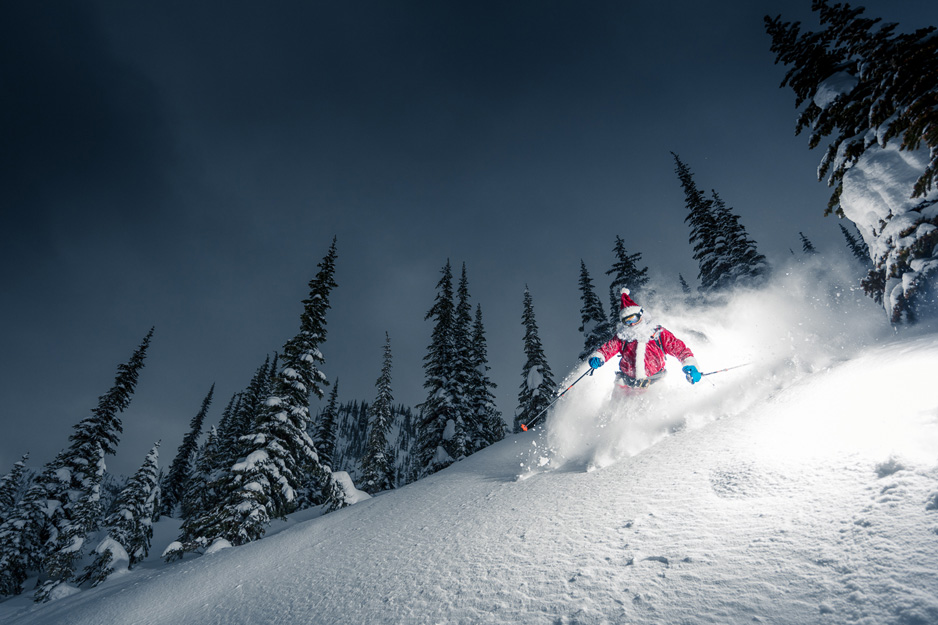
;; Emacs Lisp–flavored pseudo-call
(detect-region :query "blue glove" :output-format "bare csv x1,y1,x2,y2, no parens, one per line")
683,365,701,384
589,356,603,369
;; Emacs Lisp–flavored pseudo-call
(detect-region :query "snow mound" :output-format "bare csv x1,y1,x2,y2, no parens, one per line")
333,470,371,504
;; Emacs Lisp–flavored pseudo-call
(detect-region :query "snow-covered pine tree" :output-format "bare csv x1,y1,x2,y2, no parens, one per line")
99,472,127,519
800,232,818,255
466,305,505,452
395,406,418,486
0,327,153,597
210,392,242,478
161,384,214,518
179,424,222,526
0,453,29,526
515,287,557,433
314,378,340,470
234,357,273,439
174,390,247,530
450,264,473,458
577,260,613,360
212,357,271,474
165,426,249,558
0,477,47,596
606,237,650,318
180,357,273,528
710,191,770,285
171,241,348,555
416,260,462,477
840,223,872,264
239,240,346,526
79,442,160,587
361,334,396,494
278,242,349,511
32,443,108,602
765,1,938,321
24,329,153,602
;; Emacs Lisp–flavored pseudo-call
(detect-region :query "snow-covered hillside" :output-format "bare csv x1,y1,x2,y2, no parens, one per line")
3,261,937,625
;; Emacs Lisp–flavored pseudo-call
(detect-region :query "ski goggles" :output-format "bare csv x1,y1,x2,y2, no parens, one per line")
621,311,643,326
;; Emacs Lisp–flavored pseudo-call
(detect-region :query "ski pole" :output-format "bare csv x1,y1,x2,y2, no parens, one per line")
520,368,593,432
700,362,750,377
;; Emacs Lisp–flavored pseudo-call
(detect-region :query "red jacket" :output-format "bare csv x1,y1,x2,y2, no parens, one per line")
592,324,697,380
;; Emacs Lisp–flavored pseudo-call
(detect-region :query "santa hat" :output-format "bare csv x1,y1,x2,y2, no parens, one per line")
619,288,643,320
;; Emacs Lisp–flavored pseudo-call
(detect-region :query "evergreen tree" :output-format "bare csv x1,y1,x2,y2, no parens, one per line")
314,378,341,470
19,329,154,602
99,472,127,519
0,453,29,526
361,334,396,494
672,153,724,291
1,330,154,597
80,443,160,587
215,357,270,472
450,264,473,458
606,237,649,318
679,274,692,294
176,357,275,539
0,478,46,596
466,305,505,452
800,232,818,254
210,392,243,478
710,191,770,285
673,154,768,290
840,223,872,263
416,261,462,476
395,406,419,486
179,425,222,526
515,287,557,433
33,443,108,602
766,1,938,207
236,357,273,437
170,240,348,555
161,384,214,518
577,260,613,360
766,1,938,320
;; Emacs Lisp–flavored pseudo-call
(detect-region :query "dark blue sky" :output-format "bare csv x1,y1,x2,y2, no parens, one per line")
2,0,936,476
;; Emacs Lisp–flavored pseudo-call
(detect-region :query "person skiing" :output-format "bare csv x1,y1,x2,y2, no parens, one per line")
587,288,701,395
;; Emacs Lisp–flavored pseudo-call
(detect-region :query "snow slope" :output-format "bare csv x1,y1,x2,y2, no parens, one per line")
3,263,938,625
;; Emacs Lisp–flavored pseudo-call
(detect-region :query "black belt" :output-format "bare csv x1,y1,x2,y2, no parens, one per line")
616,369,666,388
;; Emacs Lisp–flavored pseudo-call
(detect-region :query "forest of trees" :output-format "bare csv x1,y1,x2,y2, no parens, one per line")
2,0,934,606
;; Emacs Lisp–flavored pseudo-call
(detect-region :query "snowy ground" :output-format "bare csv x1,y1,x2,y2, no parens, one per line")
3,262,938,625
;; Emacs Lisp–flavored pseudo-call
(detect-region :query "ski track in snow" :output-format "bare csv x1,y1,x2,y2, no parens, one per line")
3,333,938,624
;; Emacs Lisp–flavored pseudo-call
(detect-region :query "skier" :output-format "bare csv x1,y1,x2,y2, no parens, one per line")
587,288,701,396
